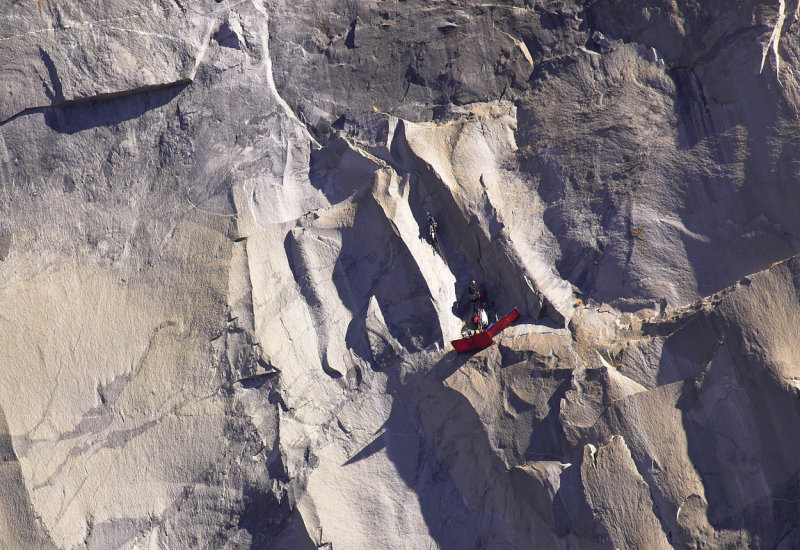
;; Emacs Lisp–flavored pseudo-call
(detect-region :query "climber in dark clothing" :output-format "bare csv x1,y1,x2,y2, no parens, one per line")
426,211,438,245
469,280,481,310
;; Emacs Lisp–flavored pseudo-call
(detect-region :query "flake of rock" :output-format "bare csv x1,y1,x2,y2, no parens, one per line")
581,436,671,548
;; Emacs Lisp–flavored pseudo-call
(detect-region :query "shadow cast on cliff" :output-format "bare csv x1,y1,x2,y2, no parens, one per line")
41,82,189,135
654,298,800,544
308,137,381,205
0,404,56,549
344,349,583,548
390,121,544,323
380,354,536,548
668,66,800,300
283,189,443,375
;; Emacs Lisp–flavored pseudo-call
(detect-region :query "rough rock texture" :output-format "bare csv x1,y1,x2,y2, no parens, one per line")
3,0,800,548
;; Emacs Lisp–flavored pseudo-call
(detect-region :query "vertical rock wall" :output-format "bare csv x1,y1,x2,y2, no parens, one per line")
2,0,800,548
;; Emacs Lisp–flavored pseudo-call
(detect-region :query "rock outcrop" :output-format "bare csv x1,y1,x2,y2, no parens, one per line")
3,0,800,548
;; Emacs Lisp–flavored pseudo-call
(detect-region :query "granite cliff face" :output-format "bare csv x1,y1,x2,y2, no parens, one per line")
2,0,800,548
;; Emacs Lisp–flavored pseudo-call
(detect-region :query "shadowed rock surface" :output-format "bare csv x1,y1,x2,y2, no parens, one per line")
2,0,800,548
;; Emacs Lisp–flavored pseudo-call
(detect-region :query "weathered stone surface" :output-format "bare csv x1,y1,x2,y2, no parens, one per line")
0,1,213,122
4,0,800,548
581,435,671,549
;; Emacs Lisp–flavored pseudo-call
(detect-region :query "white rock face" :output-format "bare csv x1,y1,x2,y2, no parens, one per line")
3,0,800,548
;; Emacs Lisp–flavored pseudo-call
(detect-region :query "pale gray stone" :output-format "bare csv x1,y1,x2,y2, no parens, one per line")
3,0,800,548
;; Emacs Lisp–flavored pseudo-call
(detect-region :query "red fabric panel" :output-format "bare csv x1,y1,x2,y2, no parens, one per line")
486,308,520,337
451,331,494,353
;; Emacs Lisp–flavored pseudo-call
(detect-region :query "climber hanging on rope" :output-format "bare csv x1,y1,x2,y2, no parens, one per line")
426,211,438,245
424,210,449,267
469,280,481,310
